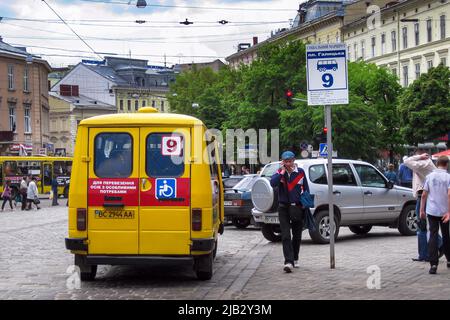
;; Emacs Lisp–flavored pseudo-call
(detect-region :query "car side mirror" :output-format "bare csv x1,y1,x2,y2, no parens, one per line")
387,181,394,189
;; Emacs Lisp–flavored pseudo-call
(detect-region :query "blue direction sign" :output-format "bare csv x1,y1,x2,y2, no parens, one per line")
319,143,328,157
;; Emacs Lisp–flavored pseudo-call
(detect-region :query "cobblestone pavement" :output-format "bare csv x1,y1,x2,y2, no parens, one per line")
0,202,449,300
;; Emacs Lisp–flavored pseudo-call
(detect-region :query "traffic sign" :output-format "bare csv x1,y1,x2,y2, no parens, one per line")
319,143,328,156
306,44,349,106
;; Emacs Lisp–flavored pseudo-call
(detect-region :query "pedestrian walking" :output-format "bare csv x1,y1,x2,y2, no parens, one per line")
51,177,59,206
26,176,41,210
1,180,14,211
20,176,28,211
384,163,398,184
420,156,450,274
404,149,437,261
398,156,413,188
270,151,310,273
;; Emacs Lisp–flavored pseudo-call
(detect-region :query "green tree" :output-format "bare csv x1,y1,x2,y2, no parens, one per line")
398,64,450,146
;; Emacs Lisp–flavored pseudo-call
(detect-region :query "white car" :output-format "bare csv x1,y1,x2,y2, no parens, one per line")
251,159,417,244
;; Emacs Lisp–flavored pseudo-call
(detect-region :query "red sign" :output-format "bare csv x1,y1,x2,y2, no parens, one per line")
88,178,139,206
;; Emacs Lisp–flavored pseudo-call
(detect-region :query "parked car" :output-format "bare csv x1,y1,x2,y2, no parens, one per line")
224,174,259,229
222,175,245,192
251,159,417,244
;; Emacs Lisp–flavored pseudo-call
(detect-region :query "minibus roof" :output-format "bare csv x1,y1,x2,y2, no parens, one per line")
79,107,204,127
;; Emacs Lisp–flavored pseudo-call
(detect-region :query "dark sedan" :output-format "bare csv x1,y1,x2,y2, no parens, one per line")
224,174,259,229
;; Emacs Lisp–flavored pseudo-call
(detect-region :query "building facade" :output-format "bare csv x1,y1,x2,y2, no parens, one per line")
51,57,176,113
49,92,116,156
0,38,52,156
343,0,449,86
226,0,351,69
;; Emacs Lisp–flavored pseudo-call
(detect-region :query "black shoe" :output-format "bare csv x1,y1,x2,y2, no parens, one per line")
447,262,450,268
429,265,438,274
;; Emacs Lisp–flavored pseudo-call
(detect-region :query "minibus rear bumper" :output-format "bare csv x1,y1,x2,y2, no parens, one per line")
65,238,215,256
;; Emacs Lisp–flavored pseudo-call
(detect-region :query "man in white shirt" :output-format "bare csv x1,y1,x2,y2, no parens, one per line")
420,156,450,274
404,149,436,261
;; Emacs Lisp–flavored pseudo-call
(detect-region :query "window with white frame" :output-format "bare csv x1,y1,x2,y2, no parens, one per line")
8,65,14,90
381,34,386,55
402,27,408,49
427,19,432,42
391,31,397,52
440,57,447,66
161,101,165,112
9,106,16,132
427,60,433,70
371,37,376,57
415,63,421,79
440,15,446,40
354,43,358,59
347,45,351,60
23,66,29,92
402,66,409,87
361,40,365,59
24,107,32,133
414,23,420,46
392,68,397,76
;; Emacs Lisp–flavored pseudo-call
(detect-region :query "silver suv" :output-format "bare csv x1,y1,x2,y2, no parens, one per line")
251,159,417,244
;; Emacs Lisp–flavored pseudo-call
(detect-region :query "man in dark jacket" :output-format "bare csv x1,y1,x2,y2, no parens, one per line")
270,151,310,273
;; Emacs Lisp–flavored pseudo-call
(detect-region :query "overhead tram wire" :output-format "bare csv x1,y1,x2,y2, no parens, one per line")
0,21,273,40
41,0,103,60
76,0,296,12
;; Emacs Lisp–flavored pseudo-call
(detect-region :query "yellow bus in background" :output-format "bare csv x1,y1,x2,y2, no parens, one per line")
0,156,72,198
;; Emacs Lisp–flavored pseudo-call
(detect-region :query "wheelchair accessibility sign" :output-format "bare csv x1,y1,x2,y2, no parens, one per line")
155,178,176,199
306,43,348,106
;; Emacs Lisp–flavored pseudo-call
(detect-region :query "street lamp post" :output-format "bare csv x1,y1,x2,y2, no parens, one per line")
396,12,419,84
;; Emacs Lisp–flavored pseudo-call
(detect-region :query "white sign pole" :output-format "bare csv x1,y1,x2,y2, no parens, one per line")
326,105,335,269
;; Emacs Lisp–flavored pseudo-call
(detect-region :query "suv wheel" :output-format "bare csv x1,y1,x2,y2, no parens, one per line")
309,210,340,244
261,224,282,242
232,217,251,229
398,204,417,236
349,225,372,235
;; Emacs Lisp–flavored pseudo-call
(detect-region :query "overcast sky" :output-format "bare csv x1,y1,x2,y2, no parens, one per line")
0,0,302,67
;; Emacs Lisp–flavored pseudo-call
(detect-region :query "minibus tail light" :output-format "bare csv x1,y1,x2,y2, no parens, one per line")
77,208,87,231
192,208,202,231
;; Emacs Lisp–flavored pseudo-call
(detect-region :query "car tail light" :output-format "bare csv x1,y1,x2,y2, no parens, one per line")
192,208,202,231
232,200,243,206
77,208,87,231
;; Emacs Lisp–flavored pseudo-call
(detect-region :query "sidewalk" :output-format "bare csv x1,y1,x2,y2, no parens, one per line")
233,227,450,300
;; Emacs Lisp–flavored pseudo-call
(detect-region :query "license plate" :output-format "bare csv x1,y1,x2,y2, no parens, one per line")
224,201,232,206
94,209,135,219
264,216,279,224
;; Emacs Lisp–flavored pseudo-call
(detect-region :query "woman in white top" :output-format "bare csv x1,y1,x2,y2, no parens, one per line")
26,176,40,210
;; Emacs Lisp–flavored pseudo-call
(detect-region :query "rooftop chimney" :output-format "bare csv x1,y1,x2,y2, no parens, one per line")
253,36,258,45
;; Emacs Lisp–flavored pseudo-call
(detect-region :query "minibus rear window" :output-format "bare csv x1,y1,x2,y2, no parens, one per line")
94,133,133,178
146,133,184,177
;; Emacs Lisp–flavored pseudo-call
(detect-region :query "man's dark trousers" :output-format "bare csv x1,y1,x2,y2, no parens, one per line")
278,203,304,265
427,214,450,266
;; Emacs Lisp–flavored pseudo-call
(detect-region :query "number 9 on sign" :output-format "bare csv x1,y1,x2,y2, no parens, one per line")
322,73,334,88
162,136,182,156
